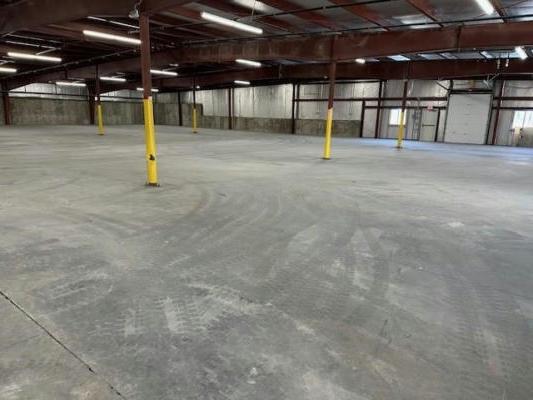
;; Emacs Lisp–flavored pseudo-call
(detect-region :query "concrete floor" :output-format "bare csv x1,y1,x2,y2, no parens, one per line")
1,125,533,400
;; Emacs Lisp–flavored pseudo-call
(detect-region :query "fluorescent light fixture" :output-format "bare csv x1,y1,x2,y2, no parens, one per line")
136,87,159,92
83,30,141,45
196,85,201,89
100,76,127,82
355,58,366,64
150,69,178,77
7,51,61,63
475,0,495,14
481,51,493,59
236,58,262,67
56,81,86,87
201,11,263,35
389,55,410,61
87,16,138,29
0,66,17,73
515,46,528,60
234,80,251,85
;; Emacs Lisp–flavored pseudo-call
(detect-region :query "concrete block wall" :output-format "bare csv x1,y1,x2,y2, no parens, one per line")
10,98,90,125
101,101,143,125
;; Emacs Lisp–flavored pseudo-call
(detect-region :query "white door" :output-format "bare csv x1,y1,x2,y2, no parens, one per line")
444,93,492,144
420,109,439,142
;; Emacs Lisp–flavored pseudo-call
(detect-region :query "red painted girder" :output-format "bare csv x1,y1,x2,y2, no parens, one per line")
328,0,390,29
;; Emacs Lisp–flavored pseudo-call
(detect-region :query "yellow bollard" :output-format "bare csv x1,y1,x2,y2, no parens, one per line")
97,104,104,135
192,107,198,133
143,97,159,186
396,110,405,149
323,108,334,159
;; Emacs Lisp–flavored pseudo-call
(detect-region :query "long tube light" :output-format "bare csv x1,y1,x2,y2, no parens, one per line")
7,51,62,63
137,87,159,92
234,80,251,85
150,69,178,77
100,76,127,82
83,30,141,45
236,58,262,67
475,0,495,14
201,12,263,35
355,58,366,64
515,46,528,60
0,66,17,73
56,81,86,87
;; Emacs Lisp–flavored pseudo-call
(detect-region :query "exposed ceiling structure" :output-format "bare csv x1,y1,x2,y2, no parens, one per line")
2,0,533,92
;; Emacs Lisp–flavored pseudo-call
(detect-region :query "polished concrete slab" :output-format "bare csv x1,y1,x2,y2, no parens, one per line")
1,125,532,400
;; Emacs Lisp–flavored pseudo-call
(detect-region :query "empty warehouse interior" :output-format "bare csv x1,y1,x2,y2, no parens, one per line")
1,1,533,399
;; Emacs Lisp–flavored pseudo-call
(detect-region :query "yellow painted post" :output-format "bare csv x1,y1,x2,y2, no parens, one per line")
140,14,159,186
97,103,104,135
396,79,409,149
396,110,405,149
323,108,334,159
143,97,158,185
323,56,337,160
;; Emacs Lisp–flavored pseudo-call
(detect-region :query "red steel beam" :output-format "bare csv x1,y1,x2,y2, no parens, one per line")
197,0,298,32
405,0,442,25
0,0,192,34
7,20,533,88
260,0,341,30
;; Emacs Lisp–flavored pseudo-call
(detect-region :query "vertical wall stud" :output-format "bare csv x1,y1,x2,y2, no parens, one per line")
375,80,384,139
291,83,296,134
360,100,366,137
192,82,198,133
228,87,233,130
2,82,11,125
178,90,183,126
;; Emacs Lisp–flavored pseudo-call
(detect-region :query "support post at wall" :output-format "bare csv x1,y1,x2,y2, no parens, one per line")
396,79,409,149
360,100,366,137
192,82,198,133
95,66,104,135
375,80,384,139
323,37,337,160
491,80,505,145
434,108,441,142
178,90,183,127
2,82,11,125
291,83,296,134
140,13,159,187
228,87,233,130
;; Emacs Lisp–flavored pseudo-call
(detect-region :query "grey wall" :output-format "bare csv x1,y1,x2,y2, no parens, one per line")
5,80,533,147
10,98,90,125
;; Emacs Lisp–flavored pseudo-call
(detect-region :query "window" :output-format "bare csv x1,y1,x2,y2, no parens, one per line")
512,110,533,129
389,108,407,126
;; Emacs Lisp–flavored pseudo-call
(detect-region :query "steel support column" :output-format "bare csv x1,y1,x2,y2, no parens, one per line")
140,14,159,186
2,82,11,125
291,83,296,134
323,37,337,160
177,90,183,126
228,87,233,130
192,83,198,133
95,65,104,135
360,100,366,137
396,79,409,149
491,80,506,145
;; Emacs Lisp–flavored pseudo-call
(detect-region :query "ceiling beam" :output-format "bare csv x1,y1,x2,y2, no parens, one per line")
328,0,390,30
405,0,442,26
490,0,507,19
197,0,298,32
6,19,533,88
155,58,533,88
260,0,341,31
0,0,193,34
